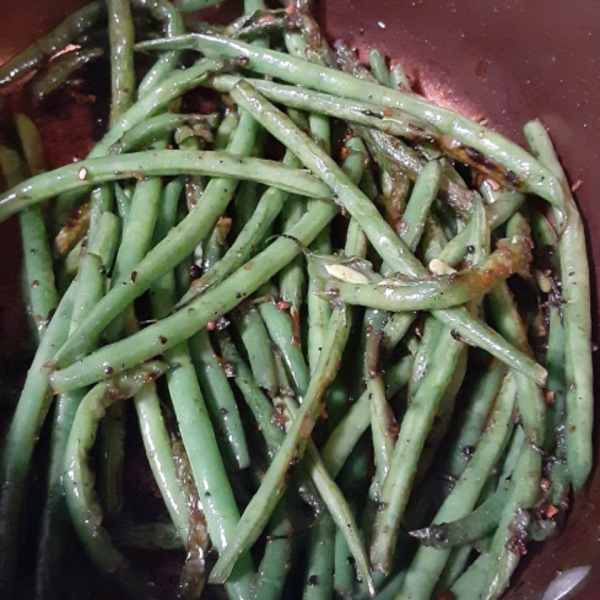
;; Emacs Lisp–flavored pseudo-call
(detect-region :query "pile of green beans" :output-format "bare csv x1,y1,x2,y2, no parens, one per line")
0,1,592,599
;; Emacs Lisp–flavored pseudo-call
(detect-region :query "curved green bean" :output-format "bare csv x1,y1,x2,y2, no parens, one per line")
0,150,330,221
524,120,593,490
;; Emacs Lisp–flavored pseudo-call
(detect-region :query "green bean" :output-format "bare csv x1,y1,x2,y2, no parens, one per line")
0,283,75,598
0,1,106,87
317,236,530,312
219,335,283,454
0,146,57,337
303,512,335,600
434,544,473,596
49,197,338,392
229,80,547,386
397,373,516,599
231,307,279,397
188,329,251,470
63,362,166,599
488,279,546,447
390,62,411,91
35,387,86,600
222,331,371,590
106,141,168,338
172,0,226,11
259,297,310,396
138,34,566,216
450,551,490,599
108,0,136,127
369,49,393,88
109,113,216,154
30,47,104,102
445,360,508,479
300,412,375,596
255,503,293,600
0,150,330,222
439,188,526,267
113,182,131,222
409,317,444,397
365,329,395,490
410,481,510,549
133,383,190,542
14,113,46,176
134,0,186,98
402,159,442,251
524,119,593,490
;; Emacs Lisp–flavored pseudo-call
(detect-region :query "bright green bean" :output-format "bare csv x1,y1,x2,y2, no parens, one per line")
108,0,136,127
524,119,593,490
0,150,330,222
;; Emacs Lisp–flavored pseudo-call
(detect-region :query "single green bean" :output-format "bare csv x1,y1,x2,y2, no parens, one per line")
445,360,508,479
410,481,510,549
0,146,57,337
369,49,393,88
188,329,251,470
108,0,136,126
524,120,593,490
0,150,330,221
254,503,293,600
317,236,530,312
0,1,105,86
303,512,335,600
402,159,443,251
390,62,411,90
14,113,46,176
231,307,279,397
